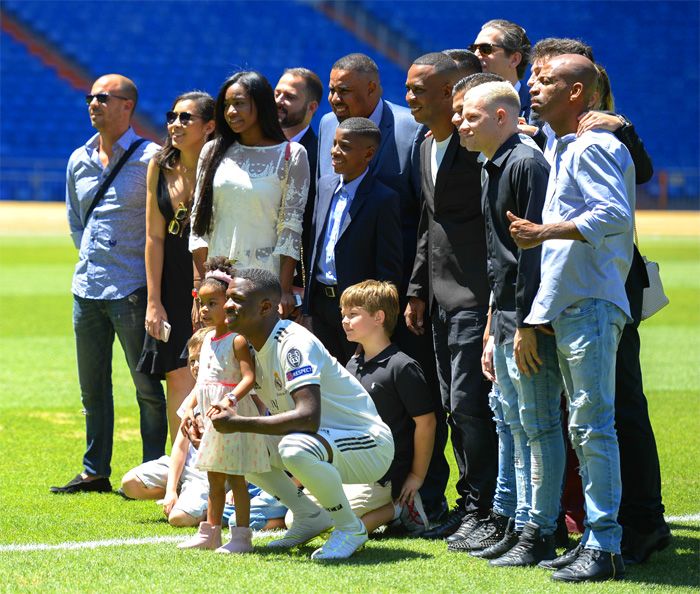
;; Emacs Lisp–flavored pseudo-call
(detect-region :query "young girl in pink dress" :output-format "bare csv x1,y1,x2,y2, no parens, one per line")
178,257,270,553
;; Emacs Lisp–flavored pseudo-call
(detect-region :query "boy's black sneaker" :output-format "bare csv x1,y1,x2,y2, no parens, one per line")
471,519,518,559
448,511,510,552
551,548,625,582
489,522,556,567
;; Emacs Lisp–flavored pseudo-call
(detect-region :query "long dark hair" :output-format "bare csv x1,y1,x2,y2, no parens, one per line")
154,91,215,170
192,71,287,237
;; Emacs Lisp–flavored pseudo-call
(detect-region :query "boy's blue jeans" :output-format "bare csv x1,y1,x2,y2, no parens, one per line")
552,298,626,553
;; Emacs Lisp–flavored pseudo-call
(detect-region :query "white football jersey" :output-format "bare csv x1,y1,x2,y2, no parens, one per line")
253,320,387,432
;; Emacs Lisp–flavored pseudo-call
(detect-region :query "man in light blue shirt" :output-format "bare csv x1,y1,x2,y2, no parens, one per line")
509,55,633,583
51,74,166,495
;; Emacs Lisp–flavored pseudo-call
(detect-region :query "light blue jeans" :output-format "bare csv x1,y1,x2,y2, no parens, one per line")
506,333,565,536
487,385,517,522
552,298,627,553
493,348,532,530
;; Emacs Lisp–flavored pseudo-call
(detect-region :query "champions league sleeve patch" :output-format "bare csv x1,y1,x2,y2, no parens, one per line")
286,348,303,368
286,366,312,381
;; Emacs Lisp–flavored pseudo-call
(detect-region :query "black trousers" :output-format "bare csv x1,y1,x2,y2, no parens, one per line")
310,284,356,364
431,304,497,515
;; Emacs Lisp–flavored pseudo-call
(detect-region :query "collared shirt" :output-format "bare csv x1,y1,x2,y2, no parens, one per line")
368,99,384,128
482,134,550,345
316,169,368,285
289,125,311,144
66,127,160,300
525,130,636,325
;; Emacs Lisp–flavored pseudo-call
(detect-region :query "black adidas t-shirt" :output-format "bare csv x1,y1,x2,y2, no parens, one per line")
345,344,434,497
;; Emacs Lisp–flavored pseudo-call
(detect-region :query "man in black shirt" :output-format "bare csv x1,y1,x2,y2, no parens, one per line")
455,80,565,568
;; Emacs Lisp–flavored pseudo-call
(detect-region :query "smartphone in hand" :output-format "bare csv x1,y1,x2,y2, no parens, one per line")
161,321,171,343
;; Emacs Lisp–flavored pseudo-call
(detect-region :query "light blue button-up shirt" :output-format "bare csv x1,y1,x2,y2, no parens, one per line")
525,130,636,325
66,127,160,300
316,169,368,285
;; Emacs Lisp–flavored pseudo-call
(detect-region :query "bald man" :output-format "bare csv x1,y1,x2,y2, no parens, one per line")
509,55,635,582
53,74,166,494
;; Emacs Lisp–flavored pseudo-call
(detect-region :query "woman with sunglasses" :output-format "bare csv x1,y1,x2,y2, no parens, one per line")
138,91,216,442
190,71,309,318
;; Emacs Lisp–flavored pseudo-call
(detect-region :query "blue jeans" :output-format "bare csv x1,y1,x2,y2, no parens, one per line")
487,385,516,522
493,346,532,530
506,333,565,535
552,298,626,553
73,288,167,477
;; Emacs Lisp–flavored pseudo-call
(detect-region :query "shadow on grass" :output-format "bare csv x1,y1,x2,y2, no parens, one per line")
622,525,699,589
251,544,431,564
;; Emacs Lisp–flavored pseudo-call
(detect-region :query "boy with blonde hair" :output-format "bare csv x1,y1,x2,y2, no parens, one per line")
341,280,436,534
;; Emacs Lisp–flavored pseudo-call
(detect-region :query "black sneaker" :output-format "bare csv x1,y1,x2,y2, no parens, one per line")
471,518,518,558
621,523,671,565
539,543,582,570
50,473,112,494
551,548,625,582
421,506,465,540
489,522,556,567
448,511,510,552
444,512,480,543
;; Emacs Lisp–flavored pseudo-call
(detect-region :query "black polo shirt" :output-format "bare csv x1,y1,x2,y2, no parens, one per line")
345,344,434,497
482,133,550,345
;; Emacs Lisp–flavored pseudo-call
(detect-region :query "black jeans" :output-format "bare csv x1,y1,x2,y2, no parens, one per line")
432,304,497,515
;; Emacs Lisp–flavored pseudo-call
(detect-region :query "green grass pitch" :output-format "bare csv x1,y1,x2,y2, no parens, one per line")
0,233,698,592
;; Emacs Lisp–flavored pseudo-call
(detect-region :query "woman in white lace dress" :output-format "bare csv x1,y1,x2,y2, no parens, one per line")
190,71,310,317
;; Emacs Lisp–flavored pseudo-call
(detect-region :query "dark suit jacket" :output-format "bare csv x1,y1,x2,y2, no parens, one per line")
518,81,532,122
318,99,425,292
407,131,490,312
297,126,318,281
304,172,403,315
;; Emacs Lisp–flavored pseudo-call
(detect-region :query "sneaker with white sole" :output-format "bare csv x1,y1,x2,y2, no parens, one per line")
310,522,368,560
399,492,430,535
267,509,333,548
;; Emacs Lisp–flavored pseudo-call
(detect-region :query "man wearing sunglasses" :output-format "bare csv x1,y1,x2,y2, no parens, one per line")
53,74,167,495
470,19,532,121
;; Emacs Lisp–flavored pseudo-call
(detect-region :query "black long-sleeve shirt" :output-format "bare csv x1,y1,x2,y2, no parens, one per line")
481,134,551,345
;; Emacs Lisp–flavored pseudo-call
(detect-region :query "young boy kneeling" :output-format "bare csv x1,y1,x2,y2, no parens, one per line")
341,280,436,534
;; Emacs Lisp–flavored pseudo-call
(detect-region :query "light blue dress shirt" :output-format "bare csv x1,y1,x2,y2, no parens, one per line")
316,169,368,285
525,130,636,325
66,127,160,300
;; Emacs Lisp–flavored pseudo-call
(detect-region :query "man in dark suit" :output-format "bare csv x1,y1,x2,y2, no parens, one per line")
275,68,322,289
305,117,402,363
469,19,532,121
405,52,497,540
318,53,449,519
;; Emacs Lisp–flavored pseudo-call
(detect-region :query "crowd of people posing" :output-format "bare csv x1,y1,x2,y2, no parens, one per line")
53,18,669,583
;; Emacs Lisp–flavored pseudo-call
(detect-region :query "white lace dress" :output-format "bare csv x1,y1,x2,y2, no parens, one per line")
194,330,270,475
189,141,309,275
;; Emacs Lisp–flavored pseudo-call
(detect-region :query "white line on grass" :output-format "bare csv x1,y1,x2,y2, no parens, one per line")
0,530,282,553
3,514,699,553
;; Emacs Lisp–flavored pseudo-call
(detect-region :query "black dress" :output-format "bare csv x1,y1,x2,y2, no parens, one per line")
137,169,194,377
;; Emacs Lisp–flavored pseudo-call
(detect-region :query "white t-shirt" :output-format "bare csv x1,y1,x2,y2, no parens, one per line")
430,136,452,185
253,320,387,433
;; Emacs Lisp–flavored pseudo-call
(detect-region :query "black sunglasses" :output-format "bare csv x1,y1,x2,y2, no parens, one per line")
85,92,130,105
166,111,200,125
468,43,507,55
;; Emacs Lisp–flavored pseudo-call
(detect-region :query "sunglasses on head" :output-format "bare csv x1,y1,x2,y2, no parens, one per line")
166,111,200,125
468,43,507,55
85,92,130,105
168,202,189,236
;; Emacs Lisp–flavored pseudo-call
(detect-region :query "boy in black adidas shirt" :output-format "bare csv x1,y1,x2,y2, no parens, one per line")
342,281,436,533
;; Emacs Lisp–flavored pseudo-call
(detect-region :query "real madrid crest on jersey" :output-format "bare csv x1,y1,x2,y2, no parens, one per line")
286,348,303,368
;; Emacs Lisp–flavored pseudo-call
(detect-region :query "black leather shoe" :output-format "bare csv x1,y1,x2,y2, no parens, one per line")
552,548,625,582
622,523,671,565
539,543,582,569
471,519,518,559
445,512,480,543
50,473,112,494
489,522,556,567
448,511,510,552
421,506,465,539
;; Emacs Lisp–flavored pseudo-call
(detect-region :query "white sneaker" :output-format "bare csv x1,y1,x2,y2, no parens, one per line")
310,521,368,560
267,510,333,548
399,492,430,534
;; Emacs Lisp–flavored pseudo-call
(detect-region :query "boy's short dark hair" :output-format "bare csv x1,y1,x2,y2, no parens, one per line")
340,280,399,336
337,117,381,148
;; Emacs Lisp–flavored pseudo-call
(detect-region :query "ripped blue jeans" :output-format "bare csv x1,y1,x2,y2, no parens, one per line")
552,298,627,553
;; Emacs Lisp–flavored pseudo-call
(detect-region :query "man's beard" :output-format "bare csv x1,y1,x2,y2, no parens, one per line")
279,103,308,129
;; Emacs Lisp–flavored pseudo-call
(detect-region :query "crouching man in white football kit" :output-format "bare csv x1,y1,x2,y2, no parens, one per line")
204,268,394,560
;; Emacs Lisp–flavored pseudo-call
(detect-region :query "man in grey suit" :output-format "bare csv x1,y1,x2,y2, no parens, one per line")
318,53,449,520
